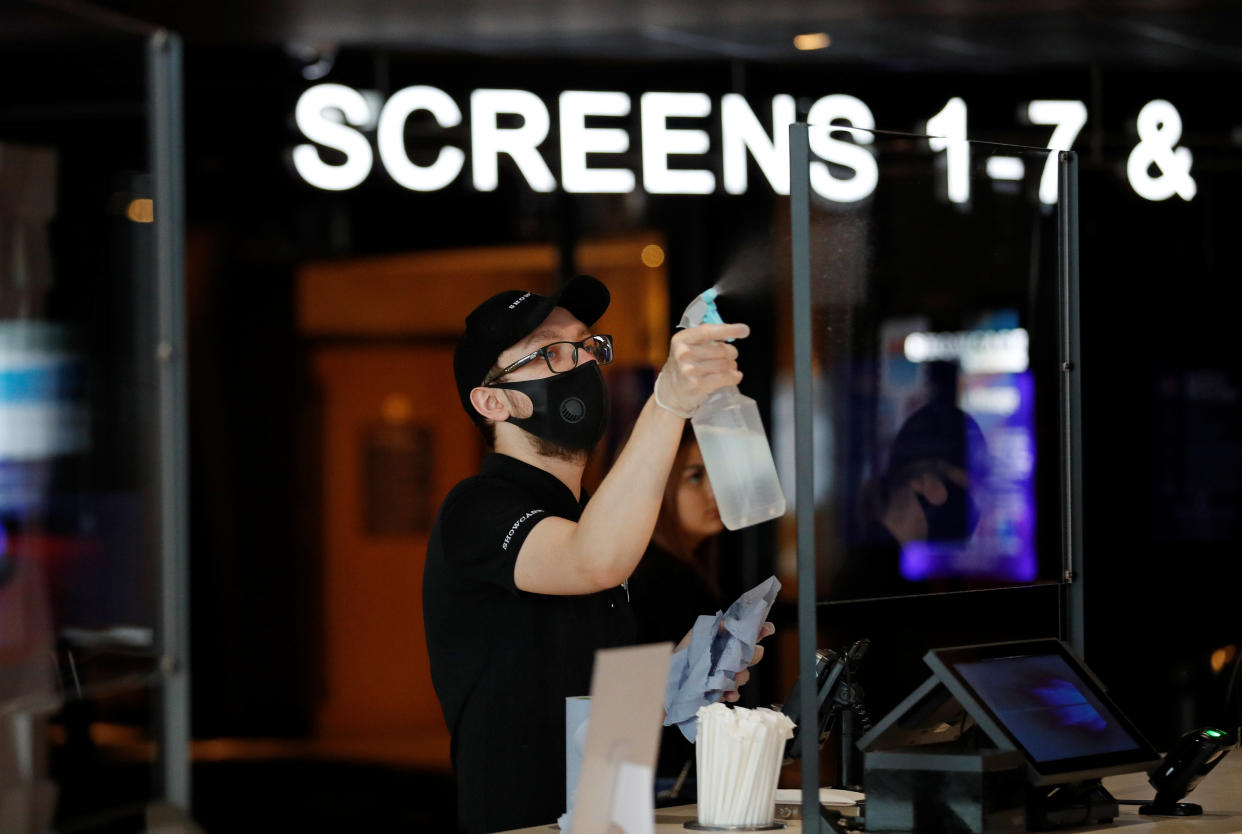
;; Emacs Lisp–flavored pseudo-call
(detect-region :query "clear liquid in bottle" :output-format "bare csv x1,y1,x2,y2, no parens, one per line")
691,389,786,530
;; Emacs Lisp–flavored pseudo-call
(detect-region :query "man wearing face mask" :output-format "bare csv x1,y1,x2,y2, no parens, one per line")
423,275,755,834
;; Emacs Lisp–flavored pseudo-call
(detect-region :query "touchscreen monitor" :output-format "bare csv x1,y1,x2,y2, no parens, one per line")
925,640,1160,785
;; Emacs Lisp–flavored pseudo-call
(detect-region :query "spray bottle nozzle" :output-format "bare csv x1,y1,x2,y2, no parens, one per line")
678,288,729,336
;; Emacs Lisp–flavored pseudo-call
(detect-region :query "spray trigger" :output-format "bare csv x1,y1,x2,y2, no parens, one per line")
678,288,734,341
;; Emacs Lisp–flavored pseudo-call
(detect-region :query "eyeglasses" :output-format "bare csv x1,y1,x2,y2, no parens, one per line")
484,334,613,384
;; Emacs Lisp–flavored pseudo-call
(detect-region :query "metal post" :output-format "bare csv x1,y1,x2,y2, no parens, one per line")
1057,151,1085,657
838,708,855,789
149,28,191,810
789,122,829,833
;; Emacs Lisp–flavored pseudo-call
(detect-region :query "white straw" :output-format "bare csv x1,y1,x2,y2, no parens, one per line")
695,704,795,827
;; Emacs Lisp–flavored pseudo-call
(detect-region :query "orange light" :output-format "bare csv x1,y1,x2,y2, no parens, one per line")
381,394,413,424
641,244,665,268
1211,645,1237,674
793,32,830,51
126,198,154,223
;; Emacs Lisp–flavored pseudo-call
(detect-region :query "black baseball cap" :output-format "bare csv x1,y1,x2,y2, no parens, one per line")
453,274,611,422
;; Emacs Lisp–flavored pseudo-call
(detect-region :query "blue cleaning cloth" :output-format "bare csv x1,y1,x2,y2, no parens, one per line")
663,575,781,742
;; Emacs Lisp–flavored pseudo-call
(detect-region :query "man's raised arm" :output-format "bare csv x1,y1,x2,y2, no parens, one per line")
513,321,749,594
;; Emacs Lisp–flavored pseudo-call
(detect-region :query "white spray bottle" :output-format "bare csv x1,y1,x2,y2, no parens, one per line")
678,288,786,530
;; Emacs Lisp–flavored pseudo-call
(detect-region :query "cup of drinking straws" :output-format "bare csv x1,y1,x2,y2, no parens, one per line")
688,702,796,831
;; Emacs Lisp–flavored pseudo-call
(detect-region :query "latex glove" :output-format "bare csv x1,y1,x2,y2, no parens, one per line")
724,621,775,702
654,322,749,418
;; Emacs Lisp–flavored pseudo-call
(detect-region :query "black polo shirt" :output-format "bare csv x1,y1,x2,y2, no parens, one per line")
423,453,636,834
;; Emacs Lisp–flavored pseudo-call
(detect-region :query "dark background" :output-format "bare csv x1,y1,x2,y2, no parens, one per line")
4,1,1240,829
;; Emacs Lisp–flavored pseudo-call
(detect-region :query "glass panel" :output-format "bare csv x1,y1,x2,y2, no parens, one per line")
1,3,163,707
783,122,1079,800
784,124,1071,607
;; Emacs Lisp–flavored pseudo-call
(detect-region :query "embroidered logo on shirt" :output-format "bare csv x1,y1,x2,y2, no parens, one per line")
502,508,545,551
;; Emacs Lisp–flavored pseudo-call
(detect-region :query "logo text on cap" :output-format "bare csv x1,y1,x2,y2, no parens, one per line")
508,292,532,310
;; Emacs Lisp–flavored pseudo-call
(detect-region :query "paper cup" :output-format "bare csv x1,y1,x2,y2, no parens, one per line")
565,696,591,816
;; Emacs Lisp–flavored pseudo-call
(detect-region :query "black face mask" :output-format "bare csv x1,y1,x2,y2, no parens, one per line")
916,478,980,542
489,361,609,451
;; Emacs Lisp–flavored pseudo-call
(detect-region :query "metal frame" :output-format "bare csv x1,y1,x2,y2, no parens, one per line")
786,125,1082,830
788,122,830,833
149,29,191,809
1058,151,1085,656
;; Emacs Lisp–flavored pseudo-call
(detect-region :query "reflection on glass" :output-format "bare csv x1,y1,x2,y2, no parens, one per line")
1,4,162,708
780,125,1066,603
0,3,177,826
1,144,74,721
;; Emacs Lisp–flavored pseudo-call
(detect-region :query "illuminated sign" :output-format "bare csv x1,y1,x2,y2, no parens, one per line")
291,84,876,200
291,84,1196,203
1126,99,1196,201
924,98,1089,206
903,328,1030,374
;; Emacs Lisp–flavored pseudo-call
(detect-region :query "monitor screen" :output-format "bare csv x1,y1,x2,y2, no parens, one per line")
925,640,1159,783
953,653,1143,763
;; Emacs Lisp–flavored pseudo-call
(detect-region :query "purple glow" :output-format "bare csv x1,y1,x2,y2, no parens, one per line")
900,369,1037,583
899,541,935,578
